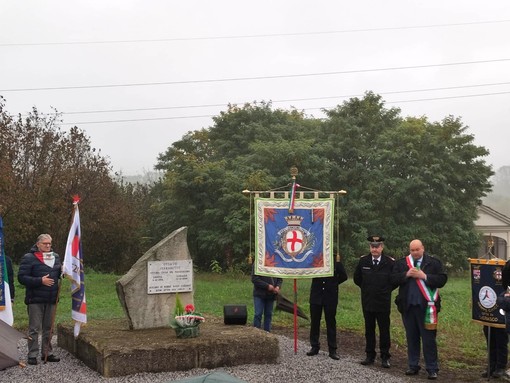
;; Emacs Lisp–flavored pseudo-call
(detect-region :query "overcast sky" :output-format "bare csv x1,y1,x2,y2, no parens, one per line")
1,1,509,175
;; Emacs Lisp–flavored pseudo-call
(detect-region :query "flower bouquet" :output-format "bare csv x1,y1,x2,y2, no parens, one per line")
170,293,205,338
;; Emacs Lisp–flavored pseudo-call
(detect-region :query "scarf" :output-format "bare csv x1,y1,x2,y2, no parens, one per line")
406,254,439,330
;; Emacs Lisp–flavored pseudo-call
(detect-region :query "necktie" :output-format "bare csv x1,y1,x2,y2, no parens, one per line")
416,260,421,269
373,259,379,266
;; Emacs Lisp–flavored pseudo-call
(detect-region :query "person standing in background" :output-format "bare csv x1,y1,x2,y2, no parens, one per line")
354,235,396,368
481,259,510,379
251,264,282,332
307,260,348,360
391,239,447,380
18,234,62,365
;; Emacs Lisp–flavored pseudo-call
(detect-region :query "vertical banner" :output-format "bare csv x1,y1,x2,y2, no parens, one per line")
0,215,14,325
470,258,506,328
63,198,87,337
255,198,334,278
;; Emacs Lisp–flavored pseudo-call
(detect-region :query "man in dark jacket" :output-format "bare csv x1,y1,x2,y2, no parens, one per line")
18,234,62,365
483,260,510,378
391,239,447,380
251,264,283,332
354,235,396,368
306,260,348,360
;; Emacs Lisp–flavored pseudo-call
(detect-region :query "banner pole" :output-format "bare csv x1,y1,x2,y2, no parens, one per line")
293,278,298,354
487,325,491,381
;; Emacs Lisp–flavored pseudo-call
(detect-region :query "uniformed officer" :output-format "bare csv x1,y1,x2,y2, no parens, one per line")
482,259,510,378
354,235,396,368
306,260,348,360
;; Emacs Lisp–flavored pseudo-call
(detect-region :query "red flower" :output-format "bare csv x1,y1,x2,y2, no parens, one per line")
185,304,195,313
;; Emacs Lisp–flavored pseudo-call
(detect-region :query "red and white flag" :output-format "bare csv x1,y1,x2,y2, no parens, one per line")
63,196,87,337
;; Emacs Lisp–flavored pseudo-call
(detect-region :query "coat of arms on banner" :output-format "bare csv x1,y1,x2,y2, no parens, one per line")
254,198,334,278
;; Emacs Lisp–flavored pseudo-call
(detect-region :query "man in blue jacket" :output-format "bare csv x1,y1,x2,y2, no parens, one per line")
18,234,62,365
251,264,283,332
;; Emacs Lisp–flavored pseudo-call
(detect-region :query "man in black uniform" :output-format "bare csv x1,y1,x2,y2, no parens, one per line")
306,260,348,360
482,260,510,378
354,235,396,368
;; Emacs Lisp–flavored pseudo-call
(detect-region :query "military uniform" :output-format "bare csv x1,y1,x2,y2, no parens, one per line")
354,248,395,364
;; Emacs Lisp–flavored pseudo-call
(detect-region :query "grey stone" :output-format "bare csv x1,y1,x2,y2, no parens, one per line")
116,227,194,330
57,318,279,377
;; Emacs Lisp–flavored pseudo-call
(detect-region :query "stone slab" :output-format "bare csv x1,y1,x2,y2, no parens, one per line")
57,318,280,378
116,227,194,330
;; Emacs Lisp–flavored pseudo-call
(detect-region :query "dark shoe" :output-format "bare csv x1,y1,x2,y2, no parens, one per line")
360,358,375,366
382,359,391,368
405,367,420,375
45,355,60,363
27,357,38,365
493,368,508,378
306,347,319,356
329,352,340,360
427,371,438,380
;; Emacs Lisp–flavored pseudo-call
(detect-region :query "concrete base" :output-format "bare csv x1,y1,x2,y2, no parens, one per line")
57,318,280,377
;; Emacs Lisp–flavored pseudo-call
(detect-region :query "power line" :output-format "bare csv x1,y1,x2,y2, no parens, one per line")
1,58,509,93
1,19,509,47
61,114,215,126
52,81,510,115
59,90,510,126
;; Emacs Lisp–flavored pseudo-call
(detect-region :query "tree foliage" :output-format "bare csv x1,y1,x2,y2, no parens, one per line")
0,98,148,272
151,95,493,272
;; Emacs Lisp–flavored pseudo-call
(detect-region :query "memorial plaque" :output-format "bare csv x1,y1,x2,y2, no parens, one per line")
147,260,193,294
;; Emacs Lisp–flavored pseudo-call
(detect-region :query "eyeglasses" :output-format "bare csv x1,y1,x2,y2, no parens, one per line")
40,242,52,246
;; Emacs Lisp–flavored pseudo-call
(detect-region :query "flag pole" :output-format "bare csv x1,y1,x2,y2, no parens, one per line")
289,166,299,355
44,200,77,363
293,278,298,354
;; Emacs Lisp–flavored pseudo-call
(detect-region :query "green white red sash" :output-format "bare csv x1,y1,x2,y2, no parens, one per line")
406,255,439,330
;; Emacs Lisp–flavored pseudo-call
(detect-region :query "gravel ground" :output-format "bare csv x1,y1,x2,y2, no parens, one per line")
1,336,416,383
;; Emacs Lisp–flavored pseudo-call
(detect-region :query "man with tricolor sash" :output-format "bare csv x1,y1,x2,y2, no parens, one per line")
391,239,447,380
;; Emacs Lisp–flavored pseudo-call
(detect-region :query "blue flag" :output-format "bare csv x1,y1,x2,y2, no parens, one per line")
254,198,335,278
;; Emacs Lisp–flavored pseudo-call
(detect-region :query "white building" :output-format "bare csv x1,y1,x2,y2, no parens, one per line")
475,204,510,259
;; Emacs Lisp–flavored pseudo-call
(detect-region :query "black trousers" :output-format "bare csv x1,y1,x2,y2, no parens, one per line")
363,310,391,360
309,303,337,352
402,305,439,373
483,326,508,373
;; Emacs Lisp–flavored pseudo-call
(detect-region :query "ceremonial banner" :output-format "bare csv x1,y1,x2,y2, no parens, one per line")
0,215,14,325
255,198,334,278
63,197,87,337
470,258,506,328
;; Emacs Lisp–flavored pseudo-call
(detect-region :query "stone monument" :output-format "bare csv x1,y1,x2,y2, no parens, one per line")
116,226,194,329
58,225,280,377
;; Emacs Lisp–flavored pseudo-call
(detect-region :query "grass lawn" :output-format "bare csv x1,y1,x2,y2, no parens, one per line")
10,270,487,373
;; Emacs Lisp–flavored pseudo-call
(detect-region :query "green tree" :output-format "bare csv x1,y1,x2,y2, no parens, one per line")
150,94,493,271
153,102,315,270
0,98,147,272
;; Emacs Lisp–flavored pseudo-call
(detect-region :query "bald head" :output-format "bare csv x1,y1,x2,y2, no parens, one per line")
409,239,424,260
